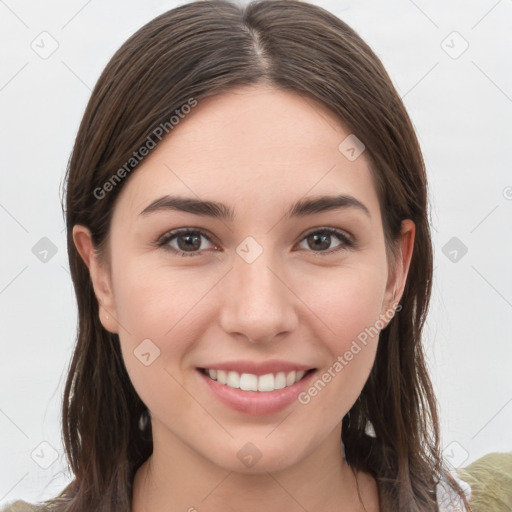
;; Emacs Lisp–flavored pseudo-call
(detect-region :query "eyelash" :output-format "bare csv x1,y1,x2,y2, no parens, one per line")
156,227,355,258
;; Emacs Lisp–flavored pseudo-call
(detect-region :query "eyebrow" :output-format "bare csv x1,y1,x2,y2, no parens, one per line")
139,193,371,221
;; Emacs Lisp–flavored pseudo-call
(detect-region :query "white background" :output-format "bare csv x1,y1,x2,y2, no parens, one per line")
1,0,511,506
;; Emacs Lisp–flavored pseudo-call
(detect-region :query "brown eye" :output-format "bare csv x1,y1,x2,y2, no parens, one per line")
158,229,215,256
175,231,203,251
298,228,353,254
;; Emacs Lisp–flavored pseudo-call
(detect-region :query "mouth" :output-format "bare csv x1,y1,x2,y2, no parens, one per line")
196,360,318,415
198,367,316,392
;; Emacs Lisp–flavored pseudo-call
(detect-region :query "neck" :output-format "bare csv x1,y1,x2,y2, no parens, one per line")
131,420,378,512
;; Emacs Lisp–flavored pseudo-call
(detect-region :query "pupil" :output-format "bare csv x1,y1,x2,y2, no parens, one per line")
309,233,330,251
179,233,201,251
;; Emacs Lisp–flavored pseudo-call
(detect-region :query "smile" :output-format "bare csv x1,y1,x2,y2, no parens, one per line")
200,368,312,392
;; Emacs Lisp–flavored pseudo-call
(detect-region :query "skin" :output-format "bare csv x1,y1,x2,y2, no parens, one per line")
73,84,415,512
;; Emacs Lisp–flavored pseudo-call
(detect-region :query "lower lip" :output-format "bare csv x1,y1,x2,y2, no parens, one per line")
197,369,317,416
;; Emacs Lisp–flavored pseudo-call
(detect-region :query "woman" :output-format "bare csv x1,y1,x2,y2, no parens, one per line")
3,0,504,510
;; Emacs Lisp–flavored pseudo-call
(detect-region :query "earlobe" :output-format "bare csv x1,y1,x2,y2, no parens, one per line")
72,225,119,334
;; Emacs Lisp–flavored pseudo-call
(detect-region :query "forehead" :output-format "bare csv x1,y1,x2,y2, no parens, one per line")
113,84,380,223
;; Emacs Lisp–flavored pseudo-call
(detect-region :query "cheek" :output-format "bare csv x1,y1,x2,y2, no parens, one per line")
112,263,211,421
297,259,387,350
113,249,388,366
293,261,387,409
112,240,388,391
111,258,223,368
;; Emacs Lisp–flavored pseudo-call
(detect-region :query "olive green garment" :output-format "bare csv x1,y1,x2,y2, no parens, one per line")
457,452,512,512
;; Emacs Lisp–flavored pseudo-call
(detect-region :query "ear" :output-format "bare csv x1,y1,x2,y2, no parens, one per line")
72,224,119,334
381,219,415,323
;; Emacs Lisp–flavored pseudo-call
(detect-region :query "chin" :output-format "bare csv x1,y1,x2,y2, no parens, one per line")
202,435,312,475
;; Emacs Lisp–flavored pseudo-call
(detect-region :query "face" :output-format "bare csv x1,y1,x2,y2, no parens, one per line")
74,84,413,474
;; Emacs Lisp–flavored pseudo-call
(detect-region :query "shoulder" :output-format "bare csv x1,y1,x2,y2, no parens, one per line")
0,500,41,512
457,451,512,512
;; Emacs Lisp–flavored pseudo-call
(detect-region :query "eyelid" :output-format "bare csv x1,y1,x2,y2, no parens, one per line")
156,226,355,256
156,228,218,253
300,226,353,244
296,227,354,255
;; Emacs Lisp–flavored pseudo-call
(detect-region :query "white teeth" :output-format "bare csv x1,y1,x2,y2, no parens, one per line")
286,371,296,387
204,368,309,392
274,372,286,389
217,370,227,384
257,373,274,392
240,373,258,391
227,371,240,388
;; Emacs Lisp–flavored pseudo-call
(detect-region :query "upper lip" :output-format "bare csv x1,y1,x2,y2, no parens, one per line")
198,360,316,376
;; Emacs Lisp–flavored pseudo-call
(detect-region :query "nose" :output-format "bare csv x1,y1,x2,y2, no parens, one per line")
218,247,298,344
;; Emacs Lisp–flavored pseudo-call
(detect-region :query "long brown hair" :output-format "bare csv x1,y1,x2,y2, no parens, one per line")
40,1,471,510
